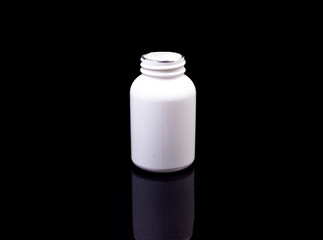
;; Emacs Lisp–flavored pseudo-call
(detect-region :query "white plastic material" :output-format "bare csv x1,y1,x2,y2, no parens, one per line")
130,52,196,173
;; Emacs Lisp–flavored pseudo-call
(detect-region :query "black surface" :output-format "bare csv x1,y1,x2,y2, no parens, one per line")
27,6,287,238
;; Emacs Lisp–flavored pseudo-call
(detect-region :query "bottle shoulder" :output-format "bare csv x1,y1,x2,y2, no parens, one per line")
130,74,196,102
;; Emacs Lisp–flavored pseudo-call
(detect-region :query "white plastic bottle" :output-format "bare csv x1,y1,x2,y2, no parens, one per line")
130,52,196,172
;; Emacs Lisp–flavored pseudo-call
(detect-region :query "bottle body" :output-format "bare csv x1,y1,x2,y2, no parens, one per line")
130,52,196,172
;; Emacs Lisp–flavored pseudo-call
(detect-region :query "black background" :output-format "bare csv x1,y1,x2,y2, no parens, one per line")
25,4,290,239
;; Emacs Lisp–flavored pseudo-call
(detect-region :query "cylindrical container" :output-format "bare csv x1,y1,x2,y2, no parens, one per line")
130,52,196,172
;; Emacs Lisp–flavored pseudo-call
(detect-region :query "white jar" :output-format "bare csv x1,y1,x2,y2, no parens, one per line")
130,52,196,172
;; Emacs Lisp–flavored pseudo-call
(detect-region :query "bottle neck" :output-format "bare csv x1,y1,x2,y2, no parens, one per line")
140,52,186,78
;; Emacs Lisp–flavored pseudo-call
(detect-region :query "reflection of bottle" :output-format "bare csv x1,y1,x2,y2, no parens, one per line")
130,52,196,172
132,167,195,240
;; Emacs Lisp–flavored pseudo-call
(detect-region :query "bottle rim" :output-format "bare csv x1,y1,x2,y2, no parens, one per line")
140,52,186,73
141,52,184,63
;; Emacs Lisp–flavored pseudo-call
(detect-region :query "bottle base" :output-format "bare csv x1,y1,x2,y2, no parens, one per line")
132,161,194,173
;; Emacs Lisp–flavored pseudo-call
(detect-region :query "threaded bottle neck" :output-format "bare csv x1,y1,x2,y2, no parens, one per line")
140,52,186,78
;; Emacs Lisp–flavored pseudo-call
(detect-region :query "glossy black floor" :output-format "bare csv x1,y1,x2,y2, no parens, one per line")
104,160,235,239
103,146,275,240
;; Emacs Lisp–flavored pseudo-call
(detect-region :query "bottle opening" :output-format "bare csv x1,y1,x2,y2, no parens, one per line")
142,52,183,63
140,51,186,77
